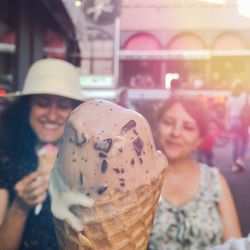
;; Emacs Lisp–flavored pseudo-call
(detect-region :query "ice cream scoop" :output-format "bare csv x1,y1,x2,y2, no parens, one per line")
49,99,167,249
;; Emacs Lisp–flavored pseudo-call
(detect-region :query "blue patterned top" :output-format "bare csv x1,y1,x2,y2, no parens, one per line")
0,150,58,250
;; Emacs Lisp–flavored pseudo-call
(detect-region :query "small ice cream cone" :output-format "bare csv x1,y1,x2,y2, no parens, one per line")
37,144,58,173
35,144,58,215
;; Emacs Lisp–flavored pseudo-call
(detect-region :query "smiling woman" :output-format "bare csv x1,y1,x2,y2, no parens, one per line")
29,95,75,144
149,95,241,250
0,58,82,250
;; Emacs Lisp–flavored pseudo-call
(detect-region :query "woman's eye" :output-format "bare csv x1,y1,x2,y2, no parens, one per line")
33,98,50,108
184,124,196,131
162,119,173,126
58,101,73,110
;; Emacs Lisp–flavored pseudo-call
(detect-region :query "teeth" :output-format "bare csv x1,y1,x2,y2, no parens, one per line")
43,123,60,130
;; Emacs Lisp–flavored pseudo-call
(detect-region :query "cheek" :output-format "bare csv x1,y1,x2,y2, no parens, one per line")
157,124,170,138
60,109,73,121
29,108,39,130
184,134,201,150
157,126,169,149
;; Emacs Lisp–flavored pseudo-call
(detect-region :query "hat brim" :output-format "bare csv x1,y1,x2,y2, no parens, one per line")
3,90,83,102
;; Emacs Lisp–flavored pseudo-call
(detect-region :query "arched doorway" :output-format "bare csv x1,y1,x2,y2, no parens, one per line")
121,33,162,88
166,33,207,89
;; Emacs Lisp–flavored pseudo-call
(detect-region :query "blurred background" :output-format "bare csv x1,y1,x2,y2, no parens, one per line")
0,0,250,235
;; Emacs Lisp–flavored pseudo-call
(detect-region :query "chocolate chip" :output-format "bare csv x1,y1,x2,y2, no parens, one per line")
121,120,136,134
131,158,135,165
68,124,87,147
133,137,144,156
113,168,120,174
121,168,125,173
133,129,138,135
97,185,108,195
79,172,83,185
139,157,143,164
93,138,112,153
101,160,108,173
99,152,107,158
119,178,125,187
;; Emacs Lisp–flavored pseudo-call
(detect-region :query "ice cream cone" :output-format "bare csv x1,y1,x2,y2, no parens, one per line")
49,100,167,249
37,144,58,173
35,144,58,215
53,169,165,250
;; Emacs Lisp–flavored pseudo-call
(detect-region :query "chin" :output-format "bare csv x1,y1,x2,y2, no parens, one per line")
38,134,61,144
165,152,181,161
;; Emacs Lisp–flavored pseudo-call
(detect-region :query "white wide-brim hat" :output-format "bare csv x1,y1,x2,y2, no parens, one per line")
6,58,83,101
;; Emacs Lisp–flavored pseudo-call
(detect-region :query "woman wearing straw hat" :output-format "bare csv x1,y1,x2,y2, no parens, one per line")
0,58,83,250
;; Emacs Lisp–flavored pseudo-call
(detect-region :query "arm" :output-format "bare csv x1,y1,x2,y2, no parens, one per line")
0,189,8,225
217,174,242,241
0,169,49,250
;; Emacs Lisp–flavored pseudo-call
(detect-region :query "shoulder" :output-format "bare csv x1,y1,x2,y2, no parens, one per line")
200,163,220,178
217,172,231,198
200,164,222,201
210,169,234,206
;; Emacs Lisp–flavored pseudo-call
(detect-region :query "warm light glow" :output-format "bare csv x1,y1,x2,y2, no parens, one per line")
238,0,250,18
75,0,82,7
165,73,179,90
199,0,226,4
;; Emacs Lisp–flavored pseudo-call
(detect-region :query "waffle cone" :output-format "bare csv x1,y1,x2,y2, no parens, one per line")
38,145,58,173
53,169,165,250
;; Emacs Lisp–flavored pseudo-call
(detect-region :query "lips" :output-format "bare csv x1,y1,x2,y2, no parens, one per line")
165,139,183,148
41,122,63,130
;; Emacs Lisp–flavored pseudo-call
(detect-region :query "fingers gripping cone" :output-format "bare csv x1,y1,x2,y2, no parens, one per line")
49,100,167,250
35,144,58,215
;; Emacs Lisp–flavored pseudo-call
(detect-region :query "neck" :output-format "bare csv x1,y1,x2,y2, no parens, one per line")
168,157,196,173
36,141,58,150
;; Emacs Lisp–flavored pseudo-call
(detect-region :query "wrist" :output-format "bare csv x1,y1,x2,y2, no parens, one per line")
13,197,31,215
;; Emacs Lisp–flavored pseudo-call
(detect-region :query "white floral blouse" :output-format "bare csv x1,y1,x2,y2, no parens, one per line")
149,164,223,250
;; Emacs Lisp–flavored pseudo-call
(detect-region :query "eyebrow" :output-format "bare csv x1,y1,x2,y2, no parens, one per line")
164,115,197,125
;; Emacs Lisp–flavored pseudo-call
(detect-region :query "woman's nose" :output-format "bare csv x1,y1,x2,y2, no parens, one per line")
47,104,58,121
171,124,181,137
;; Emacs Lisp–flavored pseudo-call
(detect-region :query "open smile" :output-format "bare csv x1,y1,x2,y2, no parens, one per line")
41,122,62,130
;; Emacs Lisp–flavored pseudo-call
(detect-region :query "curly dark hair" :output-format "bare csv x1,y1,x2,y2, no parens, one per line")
0,96,37,158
